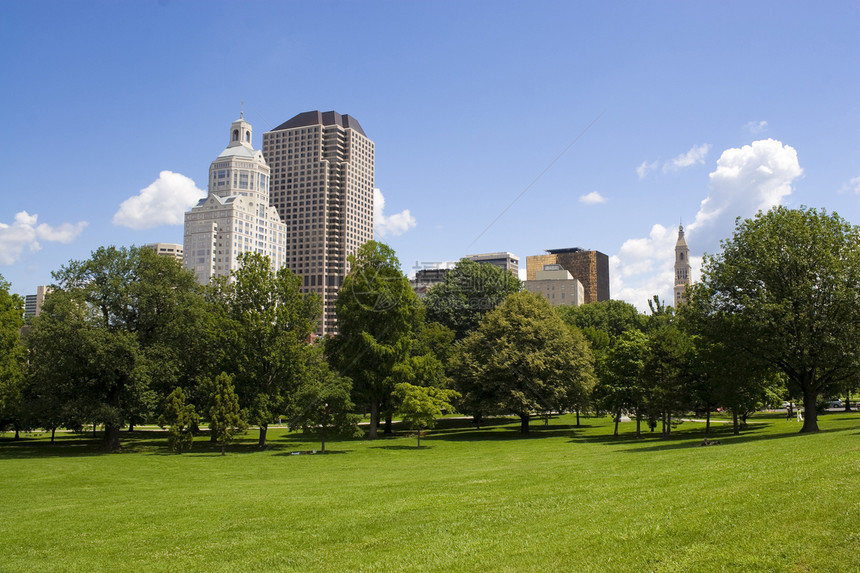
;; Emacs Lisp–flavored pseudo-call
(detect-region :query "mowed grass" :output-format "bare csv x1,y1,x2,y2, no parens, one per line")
2,412,859,573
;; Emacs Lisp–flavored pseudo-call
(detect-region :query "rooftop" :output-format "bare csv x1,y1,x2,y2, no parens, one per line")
271,111,367,137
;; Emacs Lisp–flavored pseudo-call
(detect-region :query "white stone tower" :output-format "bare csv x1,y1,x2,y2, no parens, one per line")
183,113,288,284
673,224,691,307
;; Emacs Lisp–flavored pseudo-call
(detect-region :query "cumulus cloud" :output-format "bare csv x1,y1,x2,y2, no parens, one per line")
844,176,860,194
579,191,607,205
745,120,768,135
637,160,659,180
374,188,416,237
613,138,802,312
0,211,87,265
688,138,802,251
664,144,711,172
113,171,206,230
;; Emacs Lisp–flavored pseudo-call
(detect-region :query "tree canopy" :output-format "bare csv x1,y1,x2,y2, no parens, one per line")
452,291,596,433
424,258,521,340
688,206,860,432
327,241,423,438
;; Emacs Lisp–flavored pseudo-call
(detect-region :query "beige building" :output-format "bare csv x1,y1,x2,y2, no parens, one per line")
263,111,374,335
143,242,183,262
183,115,287,285
673,224,691,307
524,265,585,307
526,248,609,304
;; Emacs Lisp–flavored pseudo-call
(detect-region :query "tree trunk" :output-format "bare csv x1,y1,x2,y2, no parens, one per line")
519,413,530,434
50,427,56,444
321,436,326,454
575,408,581,427
258,424,268,449
14,426,20,440
473,413,482,429
416,430,421,448
800,388,819,433
128,422,134,432
93,423,97,438
732,409,739,435
705,408,711,435
102,423,121,452
613,407,621,437
221,444,226,456
384,414,393,435
368,400,379,439
635,412,641,438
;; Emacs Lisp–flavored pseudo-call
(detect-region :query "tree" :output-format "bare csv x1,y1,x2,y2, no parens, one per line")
691,206,860,433
424,258,521,340
26,246,208,450
558,299,645,343
642,325,693,439
158,387,199,453
451,291,596,433
598,329,648,437
212,252,320,449
0,275,25,437
207,372,246,455
290,345,361,453
393,383,460,447
327,241,422,439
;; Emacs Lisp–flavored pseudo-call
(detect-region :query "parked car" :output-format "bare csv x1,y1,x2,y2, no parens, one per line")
829,399,843,408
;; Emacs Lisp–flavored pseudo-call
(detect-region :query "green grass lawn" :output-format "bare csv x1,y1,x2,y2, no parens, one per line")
2,412,859,573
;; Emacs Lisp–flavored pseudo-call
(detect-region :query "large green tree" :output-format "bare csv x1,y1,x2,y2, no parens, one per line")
423,258,521,340
211,252,320,449
327,241,422,439
690,206,860,433
0,274,25,437
27,246,207,450
451,291,596,433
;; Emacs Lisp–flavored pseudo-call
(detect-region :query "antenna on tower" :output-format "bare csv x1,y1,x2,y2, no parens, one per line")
240,100,244,119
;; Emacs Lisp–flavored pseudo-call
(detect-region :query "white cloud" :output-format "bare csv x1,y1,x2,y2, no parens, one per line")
664,143,711,172
579,191,607,205
637,160,659,180
688,138,802,252
844,176,860,194
0,211,87,265
612,138,802,312
113,171,206,230
374,188,416,237
745,120,768,135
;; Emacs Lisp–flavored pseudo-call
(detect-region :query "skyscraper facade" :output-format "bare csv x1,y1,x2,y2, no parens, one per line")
183,115,287,285
262,111,375,335
673,224,691,307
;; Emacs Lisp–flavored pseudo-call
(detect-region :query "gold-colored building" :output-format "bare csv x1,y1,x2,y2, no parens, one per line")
526,248,609,304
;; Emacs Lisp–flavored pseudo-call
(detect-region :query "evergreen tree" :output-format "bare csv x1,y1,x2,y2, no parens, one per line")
207,372,246,455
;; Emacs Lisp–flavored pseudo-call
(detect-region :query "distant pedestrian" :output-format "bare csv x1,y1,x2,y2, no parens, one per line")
786,405,793,421
797,408,803,422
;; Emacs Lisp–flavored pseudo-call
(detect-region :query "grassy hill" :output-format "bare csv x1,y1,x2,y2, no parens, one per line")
2,412,858,572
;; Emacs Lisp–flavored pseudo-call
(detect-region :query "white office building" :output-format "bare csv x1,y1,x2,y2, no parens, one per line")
184,114,287,284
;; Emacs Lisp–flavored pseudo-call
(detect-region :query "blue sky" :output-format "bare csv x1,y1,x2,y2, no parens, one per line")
1,1,858,311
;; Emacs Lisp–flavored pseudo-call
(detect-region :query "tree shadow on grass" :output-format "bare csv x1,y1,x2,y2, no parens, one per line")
369,444,431,451
589,424,852,453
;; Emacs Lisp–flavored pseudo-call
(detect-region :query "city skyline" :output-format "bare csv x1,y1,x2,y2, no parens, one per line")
1,1,858,312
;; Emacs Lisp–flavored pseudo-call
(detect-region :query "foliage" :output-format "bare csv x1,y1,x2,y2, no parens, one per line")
26,246,208,450
0,274,25,435
689,206,860,432
558,299,645,343
207,372,246,455
597,329,648,436
423,258,521,340
642,324,694,438
210,252,321,449
158,387,199,453
451,291,596,433
290,345,361,453
393,382,460,447
327,241,422,438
